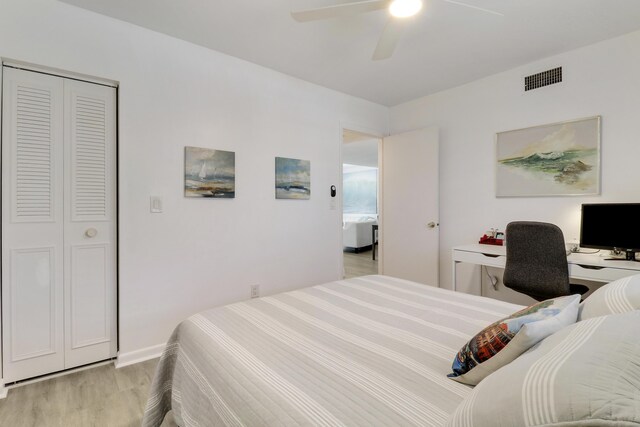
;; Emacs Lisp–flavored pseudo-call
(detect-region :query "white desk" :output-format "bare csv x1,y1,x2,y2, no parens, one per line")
452,244,640,292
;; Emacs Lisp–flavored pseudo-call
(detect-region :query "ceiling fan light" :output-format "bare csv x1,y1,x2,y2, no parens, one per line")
389,0,422,18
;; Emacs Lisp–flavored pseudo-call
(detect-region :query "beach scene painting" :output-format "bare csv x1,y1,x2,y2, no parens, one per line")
275,157,310,200
185,146,235,198
496,116,600,197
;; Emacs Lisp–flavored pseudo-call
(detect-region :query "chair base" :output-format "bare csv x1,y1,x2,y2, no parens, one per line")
516,283,590,302
570,283,590,300
570,283,590,295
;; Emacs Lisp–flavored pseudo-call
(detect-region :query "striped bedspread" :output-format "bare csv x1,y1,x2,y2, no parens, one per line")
142,275,523,427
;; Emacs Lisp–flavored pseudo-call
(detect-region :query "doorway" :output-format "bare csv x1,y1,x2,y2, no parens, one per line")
340,126,440,286
341,129,381,279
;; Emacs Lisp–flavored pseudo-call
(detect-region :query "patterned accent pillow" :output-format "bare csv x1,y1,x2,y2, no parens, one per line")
447,311,640,427
447,294,580,385
578,274,640,320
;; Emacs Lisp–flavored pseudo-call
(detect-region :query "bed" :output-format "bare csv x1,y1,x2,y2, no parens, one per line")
142,275,523,426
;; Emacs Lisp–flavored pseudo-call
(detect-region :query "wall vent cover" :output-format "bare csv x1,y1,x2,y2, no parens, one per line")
524,67,562,91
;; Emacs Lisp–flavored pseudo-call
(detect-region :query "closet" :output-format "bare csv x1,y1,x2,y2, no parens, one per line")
1,66,117,383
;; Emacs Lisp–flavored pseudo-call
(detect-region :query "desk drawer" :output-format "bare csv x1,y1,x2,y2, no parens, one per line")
453,250,506,268
569,264,636,283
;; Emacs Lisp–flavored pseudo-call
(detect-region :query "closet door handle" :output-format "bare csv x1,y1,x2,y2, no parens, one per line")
85,228,98,238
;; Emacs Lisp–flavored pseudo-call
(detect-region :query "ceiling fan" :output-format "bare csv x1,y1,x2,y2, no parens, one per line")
291,0,503,61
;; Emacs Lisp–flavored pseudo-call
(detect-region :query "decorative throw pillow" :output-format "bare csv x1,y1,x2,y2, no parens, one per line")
447,294,580,385
447,311,640,427
578,274,640,321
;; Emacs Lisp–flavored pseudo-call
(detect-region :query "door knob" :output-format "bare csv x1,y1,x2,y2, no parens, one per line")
85,228,98,238
427,222,438,229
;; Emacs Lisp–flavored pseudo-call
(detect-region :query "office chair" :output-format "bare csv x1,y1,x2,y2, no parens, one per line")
503,221,589,301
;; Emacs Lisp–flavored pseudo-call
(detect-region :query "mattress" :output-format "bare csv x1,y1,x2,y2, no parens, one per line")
142,275,523,427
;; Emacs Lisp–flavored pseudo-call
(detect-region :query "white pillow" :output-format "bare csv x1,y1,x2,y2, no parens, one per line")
448,311,640,427
447,294,580,386
579,274,640,320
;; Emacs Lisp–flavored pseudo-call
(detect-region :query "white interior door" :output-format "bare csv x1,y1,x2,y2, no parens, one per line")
2,67,117,382
63,79,117,369
2,68,65,382
380,127,439,285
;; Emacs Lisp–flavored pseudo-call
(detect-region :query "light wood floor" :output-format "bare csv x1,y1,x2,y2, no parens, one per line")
0,359,176,427
344,249,378,279
0,254,376,427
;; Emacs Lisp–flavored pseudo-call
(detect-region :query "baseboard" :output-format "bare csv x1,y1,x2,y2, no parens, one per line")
0,359,114,398
115,343,166,368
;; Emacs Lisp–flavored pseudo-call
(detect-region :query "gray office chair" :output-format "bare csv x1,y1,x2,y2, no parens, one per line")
503,221,589,301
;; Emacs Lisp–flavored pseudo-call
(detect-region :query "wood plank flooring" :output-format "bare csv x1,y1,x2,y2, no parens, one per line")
0,254,376,426
344,249,378,279
0,359,176,427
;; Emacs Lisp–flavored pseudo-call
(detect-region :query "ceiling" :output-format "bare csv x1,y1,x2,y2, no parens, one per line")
343,129,380,144
59,0,640,106
343,138,379,168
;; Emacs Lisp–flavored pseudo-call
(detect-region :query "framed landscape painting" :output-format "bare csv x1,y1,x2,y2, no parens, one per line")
496,116,601,197
184,147,235,198
275,157,310,200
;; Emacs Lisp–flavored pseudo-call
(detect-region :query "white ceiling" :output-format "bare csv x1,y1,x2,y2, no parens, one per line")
59,0,640,106
343,129,379,144
343,138,379,168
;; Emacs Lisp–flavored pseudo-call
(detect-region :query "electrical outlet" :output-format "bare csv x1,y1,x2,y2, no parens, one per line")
250,285,260,299
150,196,163,213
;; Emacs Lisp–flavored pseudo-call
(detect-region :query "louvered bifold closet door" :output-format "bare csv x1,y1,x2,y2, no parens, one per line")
64,79,117,369
2,68,65,382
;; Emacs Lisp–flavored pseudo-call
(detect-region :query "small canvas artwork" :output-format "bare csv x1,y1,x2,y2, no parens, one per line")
275,157,310,200
496,116,600,197
184,147,235,198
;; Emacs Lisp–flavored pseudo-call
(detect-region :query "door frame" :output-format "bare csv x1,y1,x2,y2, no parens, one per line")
338,122,384,278
0,59,120,393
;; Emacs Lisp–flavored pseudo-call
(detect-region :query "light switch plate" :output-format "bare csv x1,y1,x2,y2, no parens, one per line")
150,196,163,213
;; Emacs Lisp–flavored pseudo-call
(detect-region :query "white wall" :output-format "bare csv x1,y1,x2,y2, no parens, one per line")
0,0,388,359
390,30,640,291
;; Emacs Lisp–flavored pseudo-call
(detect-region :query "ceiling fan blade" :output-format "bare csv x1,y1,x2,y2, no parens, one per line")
443,0,504,16
291,0,390,22
372,18,405,61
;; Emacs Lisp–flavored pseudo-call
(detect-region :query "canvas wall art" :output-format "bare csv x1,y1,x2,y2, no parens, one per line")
184,146,235,198
496,116,600,197
275,157,310,200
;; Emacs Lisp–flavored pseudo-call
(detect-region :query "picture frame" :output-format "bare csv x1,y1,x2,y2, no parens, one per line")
184,146,236,198
275,157,311,200
495,116,601,197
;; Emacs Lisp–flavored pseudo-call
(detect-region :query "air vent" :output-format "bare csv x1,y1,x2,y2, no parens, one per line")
524,67,562,91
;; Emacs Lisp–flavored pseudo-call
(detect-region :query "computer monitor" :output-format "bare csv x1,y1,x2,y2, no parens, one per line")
580,203,640,261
